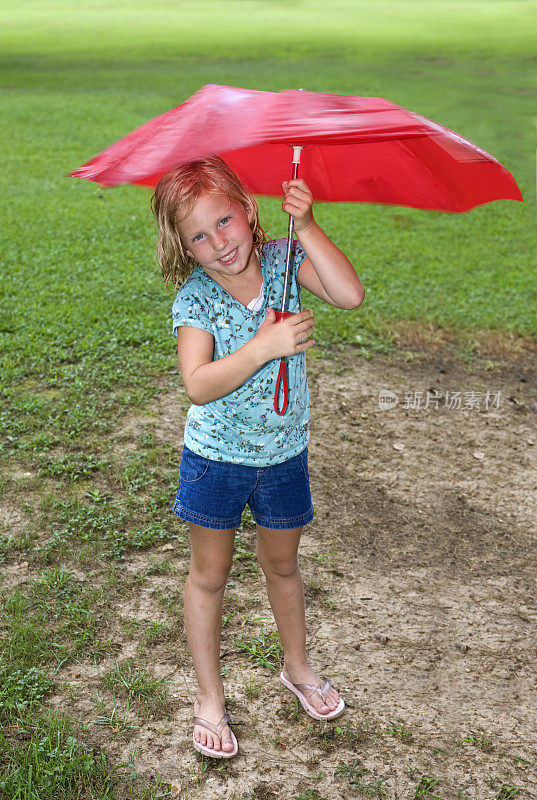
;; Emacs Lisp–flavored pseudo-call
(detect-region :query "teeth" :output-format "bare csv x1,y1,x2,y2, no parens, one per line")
219,249,237,263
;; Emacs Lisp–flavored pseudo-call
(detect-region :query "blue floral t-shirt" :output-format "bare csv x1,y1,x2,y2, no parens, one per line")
171,238,309,466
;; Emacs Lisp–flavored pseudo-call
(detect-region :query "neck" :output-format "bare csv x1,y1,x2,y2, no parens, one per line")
206,245,261,290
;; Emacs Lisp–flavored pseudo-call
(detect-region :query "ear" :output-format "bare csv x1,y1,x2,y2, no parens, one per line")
180,233,192,260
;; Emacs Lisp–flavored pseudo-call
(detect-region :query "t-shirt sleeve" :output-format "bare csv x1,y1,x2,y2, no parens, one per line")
171,286,214,338
292,239,308,276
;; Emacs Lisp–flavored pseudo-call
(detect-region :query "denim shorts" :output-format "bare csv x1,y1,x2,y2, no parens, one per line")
172,445,314,530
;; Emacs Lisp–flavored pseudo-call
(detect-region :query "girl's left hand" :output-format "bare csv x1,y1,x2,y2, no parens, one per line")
282,178,315,233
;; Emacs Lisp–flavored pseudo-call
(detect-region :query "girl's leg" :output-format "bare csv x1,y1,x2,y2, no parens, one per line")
184,522,236,753
256,525,341,714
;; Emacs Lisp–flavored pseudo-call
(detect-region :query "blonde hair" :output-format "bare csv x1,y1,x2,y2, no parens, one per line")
150,155,267,292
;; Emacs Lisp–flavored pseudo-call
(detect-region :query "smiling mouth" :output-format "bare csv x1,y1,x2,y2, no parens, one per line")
218,248,238,264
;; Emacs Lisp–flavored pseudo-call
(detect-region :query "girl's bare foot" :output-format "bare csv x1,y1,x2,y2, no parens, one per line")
193,695,235,753
282,663,341,716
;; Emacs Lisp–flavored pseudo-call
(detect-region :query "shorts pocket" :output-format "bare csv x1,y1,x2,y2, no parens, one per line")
179,450,210,483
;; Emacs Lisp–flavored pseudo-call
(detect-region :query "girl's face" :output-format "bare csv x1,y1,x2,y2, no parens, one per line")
178,193,258,283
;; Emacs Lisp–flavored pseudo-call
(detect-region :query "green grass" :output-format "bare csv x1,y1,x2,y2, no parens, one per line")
1,1,536,797
234,620,284,670
1,573,138,799
295,791,329,800
2,15,536,469
0,710,120,800
1,1,536,61
100,659,169,714
335,758,390,797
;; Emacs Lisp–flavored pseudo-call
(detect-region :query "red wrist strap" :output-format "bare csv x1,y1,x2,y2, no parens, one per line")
273,310,294,416
274,358,289,415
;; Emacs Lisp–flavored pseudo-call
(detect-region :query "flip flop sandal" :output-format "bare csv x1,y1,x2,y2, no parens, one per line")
279,671,345,721
192,711,239,758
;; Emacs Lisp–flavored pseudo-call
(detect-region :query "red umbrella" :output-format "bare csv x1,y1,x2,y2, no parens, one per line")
70,84,523,412
71,83,521,212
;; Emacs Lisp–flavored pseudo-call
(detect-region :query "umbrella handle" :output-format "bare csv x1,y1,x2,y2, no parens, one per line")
273,310,294,415
275,145,303,415
280,146,303,313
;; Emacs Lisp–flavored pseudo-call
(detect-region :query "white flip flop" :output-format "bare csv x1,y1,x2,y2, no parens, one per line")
192,710,238,758
280,671,345,721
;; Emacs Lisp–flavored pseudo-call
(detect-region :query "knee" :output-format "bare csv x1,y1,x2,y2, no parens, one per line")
258,555,299,580
188,560,232,593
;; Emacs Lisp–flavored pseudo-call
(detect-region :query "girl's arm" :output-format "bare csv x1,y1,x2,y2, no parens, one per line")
282,178,365,310
178,309,315,405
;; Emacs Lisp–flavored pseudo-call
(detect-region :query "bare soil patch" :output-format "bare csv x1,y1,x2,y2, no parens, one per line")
118,333,536,799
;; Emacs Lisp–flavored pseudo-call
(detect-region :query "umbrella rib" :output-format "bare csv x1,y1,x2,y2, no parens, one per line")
396,137,463,211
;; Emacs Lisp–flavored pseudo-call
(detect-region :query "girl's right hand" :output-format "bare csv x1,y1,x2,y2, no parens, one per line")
253,308,315,362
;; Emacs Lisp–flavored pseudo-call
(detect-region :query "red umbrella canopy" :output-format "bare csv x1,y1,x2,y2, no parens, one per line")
70,83,522,213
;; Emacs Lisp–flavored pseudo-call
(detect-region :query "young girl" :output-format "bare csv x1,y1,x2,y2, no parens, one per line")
151,155,364,759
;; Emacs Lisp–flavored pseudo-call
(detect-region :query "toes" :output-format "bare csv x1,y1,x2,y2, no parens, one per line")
309,694,330,714
196,727,220,749
222,731,234,751
313,688,340,714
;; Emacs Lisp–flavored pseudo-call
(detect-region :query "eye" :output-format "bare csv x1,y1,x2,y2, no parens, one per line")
192,232,205,242
219,216,231,226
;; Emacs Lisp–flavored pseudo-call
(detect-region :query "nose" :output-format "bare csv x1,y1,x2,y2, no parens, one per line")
212,230,228,251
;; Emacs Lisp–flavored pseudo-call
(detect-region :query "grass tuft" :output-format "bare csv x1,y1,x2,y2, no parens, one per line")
100,658,169,715
234,623,283,671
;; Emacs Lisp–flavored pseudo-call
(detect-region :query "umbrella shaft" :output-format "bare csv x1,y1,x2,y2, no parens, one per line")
281,160,300,313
